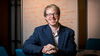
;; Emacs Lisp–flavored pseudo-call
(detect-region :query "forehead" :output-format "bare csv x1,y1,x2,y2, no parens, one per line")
46,8,58,14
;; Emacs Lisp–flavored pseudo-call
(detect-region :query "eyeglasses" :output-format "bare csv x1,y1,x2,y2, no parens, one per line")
46,13,58,17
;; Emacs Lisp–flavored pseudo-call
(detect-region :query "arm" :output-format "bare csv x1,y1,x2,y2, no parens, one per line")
23,28,43,54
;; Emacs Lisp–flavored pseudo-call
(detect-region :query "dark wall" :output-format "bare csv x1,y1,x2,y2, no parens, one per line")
78,0,87,49
0,0,11,55
0,0,9,47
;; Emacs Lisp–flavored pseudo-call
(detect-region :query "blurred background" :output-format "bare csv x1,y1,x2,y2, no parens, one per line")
0,0,100,56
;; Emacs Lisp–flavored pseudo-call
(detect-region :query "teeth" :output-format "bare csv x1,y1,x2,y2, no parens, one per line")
51,20,55,22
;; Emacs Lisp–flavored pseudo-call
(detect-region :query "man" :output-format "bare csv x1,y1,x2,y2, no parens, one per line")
23,4,77,56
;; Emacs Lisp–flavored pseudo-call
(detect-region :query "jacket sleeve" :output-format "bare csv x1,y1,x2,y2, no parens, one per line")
23,28,43,54
58,30,77,56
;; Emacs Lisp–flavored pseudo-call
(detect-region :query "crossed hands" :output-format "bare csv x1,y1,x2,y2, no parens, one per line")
42,44,58,54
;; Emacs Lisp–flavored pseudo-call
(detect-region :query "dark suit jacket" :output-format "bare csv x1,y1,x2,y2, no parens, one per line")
23,24,77,56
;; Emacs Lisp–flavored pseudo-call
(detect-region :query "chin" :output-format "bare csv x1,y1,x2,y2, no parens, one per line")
50,23,56,26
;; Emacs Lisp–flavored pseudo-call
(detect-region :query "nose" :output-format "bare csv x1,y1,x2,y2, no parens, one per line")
50,14,55,18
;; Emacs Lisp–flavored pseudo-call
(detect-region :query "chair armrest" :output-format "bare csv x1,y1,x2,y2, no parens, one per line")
15,49,25,56
0,46,8,56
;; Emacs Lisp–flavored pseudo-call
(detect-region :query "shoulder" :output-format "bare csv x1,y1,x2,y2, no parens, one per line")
60,25,75,37
61,25,74,33
34,24,48,30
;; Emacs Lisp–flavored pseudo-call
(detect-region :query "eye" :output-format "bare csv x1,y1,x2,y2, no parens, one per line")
46,13,58,17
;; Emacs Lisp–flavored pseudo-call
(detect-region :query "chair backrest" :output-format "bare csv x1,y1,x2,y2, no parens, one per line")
86,38,100,50
0,46,8,56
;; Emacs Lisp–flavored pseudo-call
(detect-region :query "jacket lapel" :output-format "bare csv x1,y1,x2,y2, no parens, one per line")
44,25,55,45
58,25,66,48
43,24,66,48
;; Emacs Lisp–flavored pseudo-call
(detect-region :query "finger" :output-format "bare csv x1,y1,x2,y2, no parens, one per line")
45,45,53,50
42,46,49,53
45,44,56,52
50,50,56,53
47,44,56,50
42,48,46,53
46,50,52,54
46,50,56,54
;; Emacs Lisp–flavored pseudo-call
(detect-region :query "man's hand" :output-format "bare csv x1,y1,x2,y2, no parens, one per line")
42,44,58,54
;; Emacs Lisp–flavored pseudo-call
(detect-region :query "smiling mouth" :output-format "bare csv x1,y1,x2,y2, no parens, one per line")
50,20,56,22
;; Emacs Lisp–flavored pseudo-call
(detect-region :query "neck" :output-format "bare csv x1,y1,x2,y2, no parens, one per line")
49,23,59,30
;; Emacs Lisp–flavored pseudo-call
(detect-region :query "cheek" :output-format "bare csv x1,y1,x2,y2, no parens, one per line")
45,17,50,20
45,18,50,22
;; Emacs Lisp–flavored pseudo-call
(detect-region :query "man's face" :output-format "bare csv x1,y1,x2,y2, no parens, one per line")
45,8,60,26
